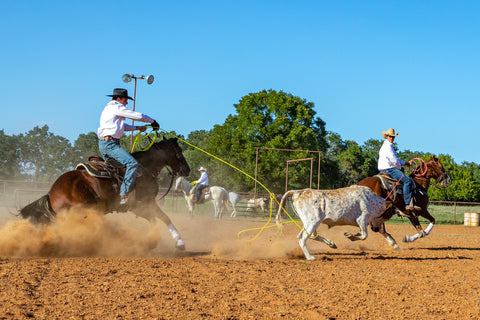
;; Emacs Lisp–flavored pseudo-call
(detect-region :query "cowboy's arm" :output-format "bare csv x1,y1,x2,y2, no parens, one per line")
123,123,148,132
115,105,154,123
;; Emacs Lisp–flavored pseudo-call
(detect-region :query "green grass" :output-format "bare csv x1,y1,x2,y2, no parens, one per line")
387,203,480,225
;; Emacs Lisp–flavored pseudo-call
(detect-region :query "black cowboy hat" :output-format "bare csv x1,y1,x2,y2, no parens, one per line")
107,88,134,100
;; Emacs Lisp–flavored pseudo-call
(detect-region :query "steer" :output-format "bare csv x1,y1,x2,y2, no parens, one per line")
246,197,268,213
276,185,393,260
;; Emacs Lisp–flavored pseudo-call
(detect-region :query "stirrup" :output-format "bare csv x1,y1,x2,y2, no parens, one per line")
395,208,414,218
120,195,128,205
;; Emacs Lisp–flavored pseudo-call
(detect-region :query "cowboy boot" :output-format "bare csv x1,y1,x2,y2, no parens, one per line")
405,198,421,211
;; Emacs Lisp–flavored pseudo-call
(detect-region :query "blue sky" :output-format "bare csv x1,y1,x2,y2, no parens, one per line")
1,1,478,164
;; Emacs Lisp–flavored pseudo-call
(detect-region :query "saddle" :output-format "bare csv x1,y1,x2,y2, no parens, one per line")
376,173,403,192
75,156,125,191
192,185,210,203
376,172,422,203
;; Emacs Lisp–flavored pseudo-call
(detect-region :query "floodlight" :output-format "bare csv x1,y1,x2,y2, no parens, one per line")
146,75,154,85
122,74,133,83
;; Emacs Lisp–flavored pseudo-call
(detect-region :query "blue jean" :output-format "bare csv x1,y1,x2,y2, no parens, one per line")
98,140,138,196
196,184,207,200
380,168,414,205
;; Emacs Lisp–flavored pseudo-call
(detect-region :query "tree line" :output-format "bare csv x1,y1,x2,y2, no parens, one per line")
1,89,479,202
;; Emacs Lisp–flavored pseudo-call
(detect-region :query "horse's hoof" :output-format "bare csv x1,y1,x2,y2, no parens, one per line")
393,244,400,250
402,236,409,243
176,239,185,251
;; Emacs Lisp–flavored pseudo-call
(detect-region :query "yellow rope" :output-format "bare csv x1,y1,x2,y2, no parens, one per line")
160,128,305,241
130,130,157,153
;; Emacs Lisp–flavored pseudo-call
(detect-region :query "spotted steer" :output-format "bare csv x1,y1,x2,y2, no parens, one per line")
276,185,394,260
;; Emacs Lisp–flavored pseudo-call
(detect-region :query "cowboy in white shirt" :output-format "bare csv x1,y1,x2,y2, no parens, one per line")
97,88,160,206
378,128,420,211
194,167,209,201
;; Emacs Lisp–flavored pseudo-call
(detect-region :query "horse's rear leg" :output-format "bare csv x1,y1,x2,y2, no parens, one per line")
403,210,435,243
138,203,186,250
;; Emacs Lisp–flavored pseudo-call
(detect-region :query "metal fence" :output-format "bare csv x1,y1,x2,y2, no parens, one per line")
1,180,479,224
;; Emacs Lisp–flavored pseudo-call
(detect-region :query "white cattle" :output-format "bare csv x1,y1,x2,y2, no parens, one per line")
246,197,268,213
276,185,393,260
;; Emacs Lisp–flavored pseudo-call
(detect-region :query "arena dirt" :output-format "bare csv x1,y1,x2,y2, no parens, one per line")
0,206,479,319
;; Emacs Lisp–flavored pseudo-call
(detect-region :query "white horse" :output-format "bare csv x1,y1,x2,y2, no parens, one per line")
175,177,240,219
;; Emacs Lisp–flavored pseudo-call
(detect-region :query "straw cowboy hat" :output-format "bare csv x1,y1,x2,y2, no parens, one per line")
198,167,207,172
382,128,399,139
107,88,134,100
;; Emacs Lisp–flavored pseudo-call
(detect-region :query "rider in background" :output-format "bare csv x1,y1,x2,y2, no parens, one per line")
194,166,209,201
378,128,420,212
97,88,160,206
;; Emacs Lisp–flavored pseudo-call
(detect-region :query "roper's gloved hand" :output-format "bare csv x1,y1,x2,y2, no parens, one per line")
151,120,160,130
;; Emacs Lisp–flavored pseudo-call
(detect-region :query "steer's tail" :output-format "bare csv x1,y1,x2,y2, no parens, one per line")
19,194,56,224
275,190,295,231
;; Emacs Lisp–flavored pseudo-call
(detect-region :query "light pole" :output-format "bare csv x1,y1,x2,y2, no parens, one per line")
122,73,154,151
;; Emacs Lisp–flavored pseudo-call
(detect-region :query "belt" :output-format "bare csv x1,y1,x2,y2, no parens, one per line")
101,136,119,142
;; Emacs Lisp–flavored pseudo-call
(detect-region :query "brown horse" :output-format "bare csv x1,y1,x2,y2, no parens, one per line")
19,137,190,250
357,155,451,246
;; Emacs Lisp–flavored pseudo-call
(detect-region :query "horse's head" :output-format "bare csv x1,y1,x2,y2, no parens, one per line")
425,155,451,187
151,137,191,177
175,176,188,192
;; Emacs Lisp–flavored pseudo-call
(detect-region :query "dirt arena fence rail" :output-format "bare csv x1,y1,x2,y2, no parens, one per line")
1,180,480,225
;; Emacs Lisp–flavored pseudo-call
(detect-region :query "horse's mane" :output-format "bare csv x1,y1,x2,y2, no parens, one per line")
131,137,175,157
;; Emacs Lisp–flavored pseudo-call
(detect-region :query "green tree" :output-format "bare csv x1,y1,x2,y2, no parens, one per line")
429,154,479,201
205,89,327,193
19,125,76,181
74,132,100,162
0,130,24,180
337,141,376,186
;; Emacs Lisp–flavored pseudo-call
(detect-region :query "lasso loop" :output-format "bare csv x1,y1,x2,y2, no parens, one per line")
158,127,304,241
130,127,157,153
410,157,427,177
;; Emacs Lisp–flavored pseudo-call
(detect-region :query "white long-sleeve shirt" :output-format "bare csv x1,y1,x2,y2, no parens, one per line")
196,171,209,186
378,139,405,170
97,101,154,139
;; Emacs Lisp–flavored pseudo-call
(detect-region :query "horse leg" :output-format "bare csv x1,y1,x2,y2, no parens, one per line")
230,203,237,217
136,202,186,250
186,196,195,217
211,200,219,219
403,210,435,243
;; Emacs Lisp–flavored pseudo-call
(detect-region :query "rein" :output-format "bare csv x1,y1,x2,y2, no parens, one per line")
157,167,174,201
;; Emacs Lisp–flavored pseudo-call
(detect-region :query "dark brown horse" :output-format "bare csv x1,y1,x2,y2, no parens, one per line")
19,137,190,250
357,155,451,246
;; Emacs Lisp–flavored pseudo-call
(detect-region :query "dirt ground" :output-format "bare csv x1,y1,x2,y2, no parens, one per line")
0,206,479,320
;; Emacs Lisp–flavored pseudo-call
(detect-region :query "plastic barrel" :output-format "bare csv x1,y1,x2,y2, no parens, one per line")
471,213,479,226
464,212,471,226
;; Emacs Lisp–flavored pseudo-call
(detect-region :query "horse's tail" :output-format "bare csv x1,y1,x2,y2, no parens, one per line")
275,191,294,231
19,194,56,224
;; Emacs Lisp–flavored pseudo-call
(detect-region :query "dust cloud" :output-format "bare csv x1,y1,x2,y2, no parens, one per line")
0,206,373,259
0,208,165,257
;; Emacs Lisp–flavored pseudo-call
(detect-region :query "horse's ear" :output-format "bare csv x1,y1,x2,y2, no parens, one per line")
432,155,438,162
